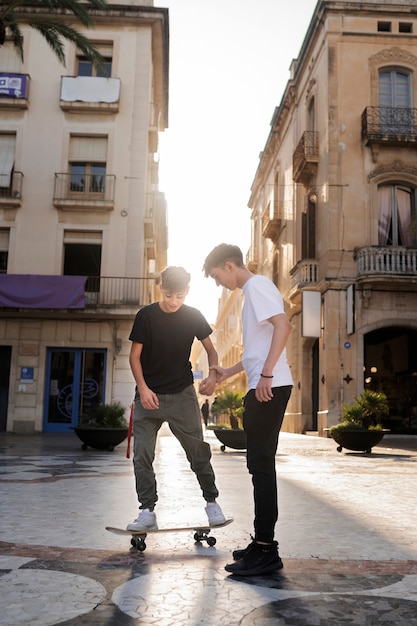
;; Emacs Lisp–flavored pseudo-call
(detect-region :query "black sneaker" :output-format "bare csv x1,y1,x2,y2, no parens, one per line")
225,541,283,576
232,537,256,561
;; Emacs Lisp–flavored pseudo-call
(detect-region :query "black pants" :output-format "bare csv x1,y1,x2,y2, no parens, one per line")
243,385,292,543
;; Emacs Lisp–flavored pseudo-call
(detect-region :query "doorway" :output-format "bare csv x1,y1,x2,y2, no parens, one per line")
311,339,319,430
44,348,106,432
0,346,11,431
364,327,417,432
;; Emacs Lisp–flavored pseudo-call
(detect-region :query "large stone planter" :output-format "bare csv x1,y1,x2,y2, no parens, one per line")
329,428,389,454
213,428,247,452
73,427,128,451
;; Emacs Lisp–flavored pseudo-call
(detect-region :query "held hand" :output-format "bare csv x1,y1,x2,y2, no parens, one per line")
209,365,228,383
199,376,215,396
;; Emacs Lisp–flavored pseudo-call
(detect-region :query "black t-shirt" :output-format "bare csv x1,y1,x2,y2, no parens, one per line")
129,302,213,394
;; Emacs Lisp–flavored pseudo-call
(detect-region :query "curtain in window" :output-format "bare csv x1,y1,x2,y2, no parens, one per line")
378,186,391,245
397,187,412,246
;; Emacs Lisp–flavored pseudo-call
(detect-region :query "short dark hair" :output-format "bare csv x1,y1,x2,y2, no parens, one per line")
160,266,190,291
203,244,244,276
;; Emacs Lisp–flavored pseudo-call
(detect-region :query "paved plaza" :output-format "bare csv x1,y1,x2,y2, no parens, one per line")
1,426,417,625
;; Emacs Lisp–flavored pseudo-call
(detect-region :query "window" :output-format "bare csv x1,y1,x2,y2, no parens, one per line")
77,56,112,78
378,184,416,246
0,133,16,192
399,22,413,34
307,97,315,133
63,230,102,292
70,163,106,193
379,70,412,108
76,43,113,77
379,69,413,134
378,21,392,32
0,229,9,273
0,42,23,73
302,198,316,259
69,136,107,195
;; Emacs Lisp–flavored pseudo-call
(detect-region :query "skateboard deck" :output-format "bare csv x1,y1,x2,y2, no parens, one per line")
106,518,233,551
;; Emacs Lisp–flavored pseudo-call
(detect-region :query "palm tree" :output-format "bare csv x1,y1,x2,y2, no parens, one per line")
215,391,244,429
0,0,108,68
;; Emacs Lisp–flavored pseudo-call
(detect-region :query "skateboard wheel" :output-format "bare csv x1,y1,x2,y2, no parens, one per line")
207,536,216,547
81,443,88,450
194,532,203,542
337,446,342,453
220,445,226,452
137,540,146,552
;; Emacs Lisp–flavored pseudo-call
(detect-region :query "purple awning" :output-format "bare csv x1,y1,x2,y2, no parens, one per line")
0,275,87,309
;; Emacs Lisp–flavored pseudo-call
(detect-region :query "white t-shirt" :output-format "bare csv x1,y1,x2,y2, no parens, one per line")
242,275,293,390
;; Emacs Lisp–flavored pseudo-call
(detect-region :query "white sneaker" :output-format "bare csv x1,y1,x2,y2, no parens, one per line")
126,508,158,531
205,502,226,526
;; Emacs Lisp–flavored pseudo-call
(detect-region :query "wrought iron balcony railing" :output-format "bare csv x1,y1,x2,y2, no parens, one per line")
293,131,319,184
0,171,23,201
361,106,417,144
53,173,115,209
355,246,417,276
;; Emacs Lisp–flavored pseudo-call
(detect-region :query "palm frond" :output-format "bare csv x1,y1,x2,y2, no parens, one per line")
3,21,24,59
0,0,108,67
27,20,106,69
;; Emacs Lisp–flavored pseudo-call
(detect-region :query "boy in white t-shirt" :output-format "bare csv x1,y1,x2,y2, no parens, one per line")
203,244,293,576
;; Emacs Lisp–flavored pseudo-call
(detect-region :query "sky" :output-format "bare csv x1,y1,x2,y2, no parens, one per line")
154,0,318,323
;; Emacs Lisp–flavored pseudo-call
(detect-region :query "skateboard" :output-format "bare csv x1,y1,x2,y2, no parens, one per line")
106,518,233,552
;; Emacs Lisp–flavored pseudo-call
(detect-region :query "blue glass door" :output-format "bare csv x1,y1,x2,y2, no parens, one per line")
44,348,106,433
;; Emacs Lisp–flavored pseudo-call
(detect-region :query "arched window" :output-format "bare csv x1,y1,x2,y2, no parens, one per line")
378,184,415,246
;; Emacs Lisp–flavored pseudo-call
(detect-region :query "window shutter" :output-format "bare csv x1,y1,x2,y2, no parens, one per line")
69,136,108,162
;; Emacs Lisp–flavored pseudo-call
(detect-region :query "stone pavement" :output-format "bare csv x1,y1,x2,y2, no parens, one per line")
1,426,417,625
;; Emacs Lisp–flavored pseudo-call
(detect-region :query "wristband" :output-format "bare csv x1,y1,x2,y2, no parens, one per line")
260,373,273,379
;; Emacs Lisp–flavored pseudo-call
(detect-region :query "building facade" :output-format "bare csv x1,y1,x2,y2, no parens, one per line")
248,0,417,435
0,1,169,433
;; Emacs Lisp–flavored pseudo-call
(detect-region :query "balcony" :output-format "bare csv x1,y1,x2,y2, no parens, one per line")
293,131,319,186
85,276,156,307
53,173,115,211
0,171,23,208
290,259,319,298
0,73,30,109
60,76,120,113
262,209,282,243
361,107,417,161
0,275,157,312
355,246,417,279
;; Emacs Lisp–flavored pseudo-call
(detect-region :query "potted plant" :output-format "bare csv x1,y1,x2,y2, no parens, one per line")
212,391,247,451
328,389,390,453
73,401,129,451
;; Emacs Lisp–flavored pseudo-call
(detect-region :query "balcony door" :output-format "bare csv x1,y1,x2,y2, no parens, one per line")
378,184,414,246
44,348,106,432
379,69,412,133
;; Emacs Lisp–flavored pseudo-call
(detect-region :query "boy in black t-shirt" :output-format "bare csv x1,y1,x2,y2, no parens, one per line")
127,266,225,531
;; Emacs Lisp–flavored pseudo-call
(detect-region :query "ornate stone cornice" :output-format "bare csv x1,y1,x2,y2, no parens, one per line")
368,160,417,180
369,47,417,70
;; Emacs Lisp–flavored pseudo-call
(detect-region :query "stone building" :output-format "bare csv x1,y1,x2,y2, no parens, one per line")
0,1,169,433
248,0,417,434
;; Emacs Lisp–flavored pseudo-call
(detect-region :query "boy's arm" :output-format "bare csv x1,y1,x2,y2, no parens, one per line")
255,313,292,402
198,336,218,395
129,341,159,409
